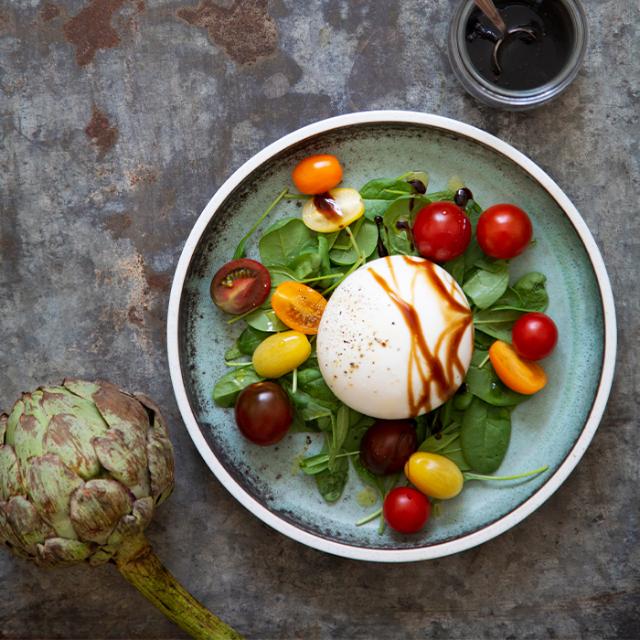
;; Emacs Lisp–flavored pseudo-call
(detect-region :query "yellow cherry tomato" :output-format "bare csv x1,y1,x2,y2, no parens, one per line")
489,340,547,395
302,187,365,233
252,331,311,378
404,452,464,500
271,281,327,334
292,154,343,195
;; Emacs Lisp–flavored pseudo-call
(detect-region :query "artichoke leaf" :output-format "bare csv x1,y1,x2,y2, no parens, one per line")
69,479,133,544
0,445,23,500
26,453,83,539
146,426,175,504
12,399,48,468
36,537,93,566
5,496,55,554
135,393,175,504
43,413,103,480
0,502,23,550
0,414,6,444
93,430,150,499
5,399,24,446
68,380,149,436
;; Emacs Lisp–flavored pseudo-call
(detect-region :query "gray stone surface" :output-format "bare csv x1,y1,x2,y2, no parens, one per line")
0,0,638,638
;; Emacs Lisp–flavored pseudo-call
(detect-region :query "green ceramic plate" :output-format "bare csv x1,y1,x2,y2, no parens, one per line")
167,112,616,562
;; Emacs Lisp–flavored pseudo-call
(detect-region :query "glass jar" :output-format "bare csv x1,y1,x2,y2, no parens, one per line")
448,0,588,110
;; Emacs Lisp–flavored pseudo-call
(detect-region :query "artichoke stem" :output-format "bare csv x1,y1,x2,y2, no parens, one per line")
116,543,243,640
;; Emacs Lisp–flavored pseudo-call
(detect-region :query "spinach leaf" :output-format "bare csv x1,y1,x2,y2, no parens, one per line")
329,219,379,265
295,367,339,405
444,254,465,284
363,199,392,221
383,196,430,255
510,272,548,311
474,331,496,350
289,250,322,279
224,342,243,361
237,326,269,355
212,367,263,407
463,261,509,309
360,178,414,200
315,453,349,503
317,235,331,273
465,350,528,406
475,323,513,343
419,422,471,472
329,404,351,469
461,397,511,473
245,308,288,332
481,273,548,313
258,218,316,267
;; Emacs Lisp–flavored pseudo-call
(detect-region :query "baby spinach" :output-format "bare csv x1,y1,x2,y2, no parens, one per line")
383,196,430,255
461,397,512,473
465,350,527,407
315,450,349,503
360,171,429,201
463,260,509,309
329,219,378,265
213,367,263,407
420,423,471,472
224,342,243,361
289,250,322,280
245,308,288,332
360,177,415,200
329,404,351,469
259,218,316,267
237,326,269,355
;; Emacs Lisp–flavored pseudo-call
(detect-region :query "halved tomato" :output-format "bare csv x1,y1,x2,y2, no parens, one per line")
271,281,327,334
210,259,270,315
489,340,547,395
302,188,365,233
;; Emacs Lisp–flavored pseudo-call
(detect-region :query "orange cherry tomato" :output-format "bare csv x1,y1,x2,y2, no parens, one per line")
271,281,327,334
489,340,547,395
292,154,343,195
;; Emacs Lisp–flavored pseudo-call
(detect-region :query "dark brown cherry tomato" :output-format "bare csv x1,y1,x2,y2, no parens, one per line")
512,312,558,360
234,382,293,446
383,487,431,534
210,259,270,315
360,420,418,476
412,201,472,262
476,204,533,259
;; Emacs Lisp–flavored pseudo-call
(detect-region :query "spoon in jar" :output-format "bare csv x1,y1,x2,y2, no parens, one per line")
473,0,537,73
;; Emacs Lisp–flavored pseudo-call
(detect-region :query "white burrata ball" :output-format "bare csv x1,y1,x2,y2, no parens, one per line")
317,255,474,419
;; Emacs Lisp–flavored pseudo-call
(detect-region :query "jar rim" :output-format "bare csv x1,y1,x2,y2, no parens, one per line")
448,0,588,108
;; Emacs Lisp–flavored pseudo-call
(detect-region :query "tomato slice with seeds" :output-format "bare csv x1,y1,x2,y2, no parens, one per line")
210,259,271,315
271,281,327,334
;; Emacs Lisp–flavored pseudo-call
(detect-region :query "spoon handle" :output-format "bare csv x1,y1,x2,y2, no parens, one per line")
473,0,507,33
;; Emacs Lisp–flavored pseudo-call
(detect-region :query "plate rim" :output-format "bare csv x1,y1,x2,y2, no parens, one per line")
167,110,617,562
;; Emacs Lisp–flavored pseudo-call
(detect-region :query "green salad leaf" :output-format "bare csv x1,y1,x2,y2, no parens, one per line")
329,219,378,265
212,367,263,407
461,397,512,474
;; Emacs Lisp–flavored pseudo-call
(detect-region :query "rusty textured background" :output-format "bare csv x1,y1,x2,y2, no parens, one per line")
1,1,638,638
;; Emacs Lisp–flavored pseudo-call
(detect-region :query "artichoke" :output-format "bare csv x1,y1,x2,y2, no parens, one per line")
0,379,242,640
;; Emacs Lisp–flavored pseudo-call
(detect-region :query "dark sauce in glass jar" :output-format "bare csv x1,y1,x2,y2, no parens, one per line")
465,0,574,90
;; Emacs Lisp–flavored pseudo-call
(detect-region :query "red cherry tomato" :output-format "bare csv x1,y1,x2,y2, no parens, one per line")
512,312,558,360
360,420,418,475
292,154,343,195
412,201,471,262
383,487,431,534
476,204,533,259
234,382,293,446
210,259,270,315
